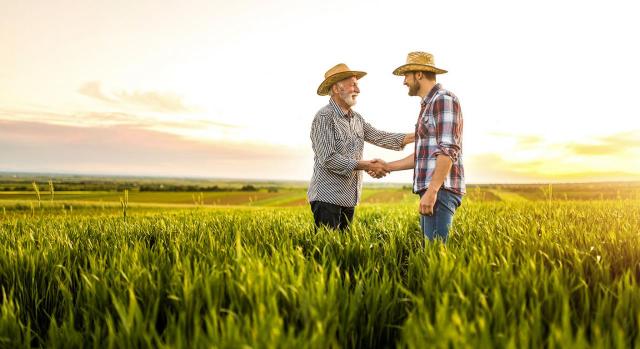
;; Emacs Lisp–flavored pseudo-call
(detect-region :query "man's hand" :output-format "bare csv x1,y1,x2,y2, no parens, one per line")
419,188,438,215
402,133,415,145
367,159,389,178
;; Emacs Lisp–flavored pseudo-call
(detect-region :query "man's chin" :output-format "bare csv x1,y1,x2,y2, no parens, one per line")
345,97,357,107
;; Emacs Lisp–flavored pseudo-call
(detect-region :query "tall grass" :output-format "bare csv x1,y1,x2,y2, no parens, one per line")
31,181,41,208
48,180,54,203
120,190,129,222
0,200,639,347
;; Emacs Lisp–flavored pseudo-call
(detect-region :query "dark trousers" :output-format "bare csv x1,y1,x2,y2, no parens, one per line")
310,201,355,230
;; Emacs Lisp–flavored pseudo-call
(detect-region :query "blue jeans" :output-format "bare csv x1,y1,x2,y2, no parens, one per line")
419,189,463,243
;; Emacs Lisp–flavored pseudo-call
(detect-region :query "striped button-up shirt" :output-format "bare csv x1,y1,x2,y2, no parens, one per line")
414,84,466,195
308,98,406,207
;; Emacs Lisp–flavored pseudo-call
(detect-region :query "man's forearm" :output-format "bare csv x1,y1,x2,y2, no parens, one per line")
402,133,415,145
385,153,415,172
426,155,453,193
355,160,372,171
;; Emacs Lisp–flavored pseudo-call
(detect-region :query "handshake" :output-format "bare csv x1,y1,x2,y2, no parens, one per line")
363,158,390,179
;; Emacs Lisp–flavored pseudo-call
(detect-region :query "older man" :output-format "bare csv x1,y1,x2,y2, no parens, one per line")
381,52,465,243
308,63,414,230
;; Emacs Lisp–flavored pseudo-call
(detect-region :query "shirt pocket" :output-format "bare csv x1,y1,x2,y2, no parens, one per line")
416,115,435,138
351,128,363,153
334,124,350,152
352,117,364,139
424,114,437,136
353,127,364,151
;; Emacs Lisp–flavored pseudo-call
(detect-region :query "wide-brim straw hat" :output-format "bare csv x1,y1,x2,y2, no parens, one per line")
317,63,366,96
392,51,447,76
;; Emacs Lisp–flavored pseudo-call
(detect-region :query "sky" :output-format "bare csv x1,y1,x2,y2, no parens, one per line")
1,0,639,184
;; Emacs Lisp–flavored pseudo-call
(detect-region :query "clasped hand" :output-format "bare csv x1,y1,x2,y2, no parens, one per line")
366,159,389,179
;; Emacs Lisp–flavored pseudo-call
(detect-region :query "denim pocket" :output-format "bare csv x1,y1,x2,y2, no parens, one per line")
438,190,462,214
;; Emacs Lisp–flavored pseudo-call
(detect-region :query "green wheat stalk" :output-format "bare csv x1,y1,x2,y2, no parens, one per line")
120,189,129,222
32,181,41,208
48,179,55,203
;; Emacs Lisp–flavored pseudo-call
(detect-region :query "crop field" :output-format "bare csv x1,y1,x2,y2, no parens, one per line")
1,179,639,347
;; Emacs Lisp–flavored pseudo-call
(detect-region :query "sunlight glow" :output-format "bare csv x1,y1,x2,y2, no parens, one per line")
1,0,639,182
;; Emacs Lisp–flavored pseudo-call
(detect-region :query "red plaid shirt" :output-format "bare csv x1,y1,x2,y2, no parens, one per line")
413,84,465,195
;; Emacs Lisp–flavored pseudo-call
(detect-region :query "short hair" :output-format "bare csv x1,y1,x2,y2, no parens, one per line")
414,71,436,81
329,81,345,96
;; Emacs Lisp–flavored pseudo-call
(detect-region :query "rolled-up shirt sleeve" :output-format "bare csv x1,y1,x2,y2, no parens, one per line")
362,121,405,151
310,113,358,177
432,95,462,162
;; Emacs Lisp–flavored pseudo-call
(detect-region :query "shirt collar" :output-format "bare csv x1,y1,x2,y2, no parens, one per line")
329,97,353,118
421,83,442,106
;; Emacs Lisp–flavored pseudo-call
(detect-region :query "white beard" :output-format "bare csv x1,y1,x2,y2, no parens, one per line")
341,92,358,107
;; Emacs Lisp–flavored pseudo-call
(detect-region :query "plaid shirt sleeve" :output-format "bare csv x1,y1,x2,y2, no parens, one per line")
310,113,358,177
431,94,462,162
361,119,406,151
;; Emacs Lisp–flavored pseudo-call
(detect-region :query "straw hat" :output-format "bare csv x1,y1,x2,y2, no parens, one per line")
317,63,366,96
392,51,447,76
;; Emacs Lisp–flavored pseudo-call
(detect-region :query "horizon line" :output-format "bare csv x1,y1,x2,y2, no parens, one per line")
1,170,639,187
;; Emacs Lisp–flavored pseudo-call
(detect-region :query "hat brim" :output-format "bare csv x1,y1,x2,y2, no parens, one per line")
317,71,366,96
392,64,447,76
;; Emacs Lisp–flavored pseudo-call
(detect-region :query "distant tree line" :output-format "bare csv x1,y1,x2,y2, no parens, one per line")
138,185,261,192
2,184,138,191
1,182,275,193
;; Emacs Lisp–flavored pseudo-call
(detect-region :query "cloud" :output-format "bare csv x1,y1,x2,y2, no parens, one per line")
565,143,615,156
115,90,191,113
0,107,238,131
488,132,544,148
0,120,311,180
466,153,547,183
2,118,636,183
78,112,147,126
466,152,639,183
0,107,70,123
77,81,115,103
77,81,193,113
489,130,640,158
565,130,640,156
516,135,543,147
78,112,238,130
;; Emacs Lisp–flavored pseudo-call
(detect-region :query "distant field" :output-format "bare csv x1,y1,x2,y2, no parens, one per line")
1,179,639,209
0,188,417,207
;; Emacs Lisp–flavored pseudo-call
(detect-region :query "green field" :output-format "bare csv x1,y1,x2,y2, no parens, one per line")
1,177,639,347
2,177,640,208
